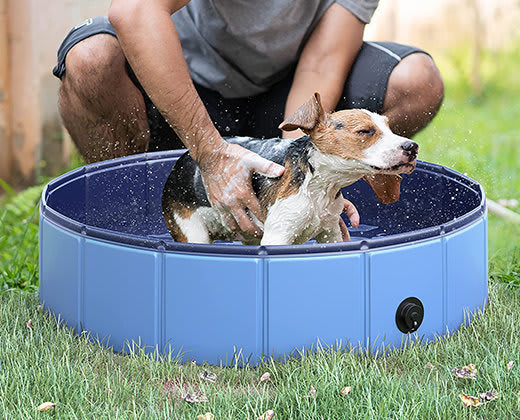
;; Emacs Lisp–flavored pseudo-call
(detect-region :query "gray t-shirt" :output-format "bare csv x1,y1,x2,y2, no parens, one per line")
172,0,379,98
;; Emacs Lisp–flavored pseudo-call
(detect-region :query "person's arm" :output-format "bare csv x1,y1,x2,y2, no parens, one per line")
109,0,284,236
283,3,365,139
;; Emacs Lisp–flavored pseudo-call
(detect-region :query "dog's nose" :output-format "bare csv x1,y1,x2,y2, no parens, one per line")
401,141,418,162
401,141,419,153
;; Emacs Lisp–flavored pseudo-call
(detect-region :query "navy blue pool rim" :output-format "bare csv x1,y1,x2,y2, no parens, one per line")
40,150,486,256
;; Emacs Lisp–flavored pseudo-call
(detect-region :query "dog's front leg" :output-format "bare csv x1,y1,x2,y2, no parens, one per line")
260,214,300,245
315,224,344,243
260,195,311,246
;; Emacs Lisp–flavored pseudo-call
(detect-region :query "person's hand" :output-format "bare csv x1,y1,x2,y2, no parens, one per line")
197,141,285,237
339,198,359,241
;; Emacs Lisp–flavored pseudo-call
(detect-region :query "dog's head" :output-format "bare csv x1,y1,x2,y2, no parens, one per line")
279,92,419,204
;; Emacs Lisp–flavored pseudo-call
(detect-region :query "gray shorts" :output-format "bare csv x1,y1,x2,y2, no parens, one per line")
54,16,429,151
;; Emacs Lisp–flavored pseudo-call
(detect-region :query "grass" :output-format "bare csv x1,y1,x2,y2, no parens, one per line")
0,280,519,418
0,45,519,418
0,185,42,292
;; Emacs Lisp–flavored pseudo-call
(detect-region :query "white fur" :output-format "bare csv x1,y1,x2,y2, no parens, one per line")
359,110,411,171
174,211,211,243
261,147,363,245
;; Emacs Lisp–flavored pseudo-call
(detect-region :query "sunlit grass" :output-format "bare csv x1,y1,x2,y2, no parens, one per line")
0,280,519,419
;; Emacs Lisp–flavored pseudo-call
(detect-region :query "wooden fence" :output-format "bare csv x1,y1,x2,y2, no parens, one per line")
0,0,109,188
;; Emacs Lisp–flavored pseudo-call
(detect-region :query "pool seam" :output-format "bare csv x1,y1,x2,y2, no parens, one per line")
78,234,85,333
255,259,263,362
154,251,164,353
262,258,269,361
364,253,371,350
442,236,448,332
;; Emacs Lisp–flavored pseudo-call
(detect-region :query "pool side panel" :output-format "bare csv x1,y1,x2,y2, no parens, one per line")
40,218,81,332
82,239,158,352
164,254,260,365
368,239,444,351
266,254,364,359
445,217,488,332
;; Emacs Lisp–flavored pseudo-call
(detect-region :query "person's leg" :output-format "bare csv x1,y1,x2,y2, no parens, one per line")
247,42,444,140
56,18,150,163
55,17,252,162
339,41,444,138
382,52,444,137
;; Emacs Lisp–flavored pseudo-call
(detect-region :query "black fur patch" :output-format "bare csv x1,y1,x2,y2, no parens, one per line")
162,136,315,211
162,151,211,211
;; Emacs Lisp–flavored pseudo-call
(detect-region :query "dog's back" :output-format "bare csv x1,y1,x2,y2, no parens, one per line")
162,136,313,242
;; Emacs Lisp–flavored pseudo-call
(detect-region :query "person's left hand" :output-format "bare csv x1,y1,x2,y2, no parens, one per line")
339,198,359,241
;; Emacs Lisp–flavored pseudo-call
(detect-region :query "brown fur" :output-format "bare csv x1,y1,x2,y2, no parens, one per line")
162,199,193,242
279,93,384,161
279,94,325,132
259,161,301,220
311,111,382,160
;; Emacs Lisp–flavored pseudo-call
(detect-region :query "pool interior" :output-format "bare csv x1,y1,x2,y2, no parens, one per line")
44,154,483,246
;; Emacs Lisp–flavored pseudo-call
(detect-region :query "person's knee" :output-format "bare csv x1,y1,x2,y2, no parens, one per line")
387,53,444,115
61,34,126,100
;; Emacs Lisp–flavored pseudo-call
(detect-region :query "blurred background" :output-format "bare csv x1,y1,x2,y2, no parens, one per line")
0,0,518,185
0,0,519,286
1,0,519,185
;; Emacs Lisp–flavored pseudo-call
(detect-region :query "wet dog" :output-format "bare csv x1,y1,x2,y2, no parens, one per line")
162,92,418,245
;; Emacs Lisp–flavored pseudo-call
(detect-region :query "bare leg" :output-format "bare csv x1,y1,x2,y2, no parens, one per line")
383,53,444,138
59,34,150,163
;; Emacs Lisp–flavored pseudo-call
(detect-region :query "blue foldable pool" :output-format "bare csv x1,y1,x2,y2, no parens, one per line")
39,150,488,365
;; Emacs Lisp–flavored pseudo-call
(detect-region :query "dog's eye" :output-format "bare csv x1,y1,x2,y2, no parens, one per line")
356,129,376,135
334,121,344,130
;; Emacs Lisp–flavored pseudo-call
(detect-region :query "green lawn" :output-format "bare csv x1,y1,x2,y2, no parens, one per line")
0,278,519,418
0,46,519,418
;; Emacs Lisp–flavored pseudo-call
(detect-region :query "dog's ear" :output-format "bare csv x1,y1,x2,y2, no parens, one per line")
363,174,402,204
278,92,326,133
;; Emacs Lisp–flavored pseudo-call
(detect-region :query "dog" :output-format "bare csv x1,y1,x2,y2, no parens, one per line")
162,92,418,245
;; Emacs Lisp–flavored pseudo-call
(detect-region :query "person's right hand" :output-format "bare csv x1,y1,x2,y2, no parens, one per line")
197,141,285,238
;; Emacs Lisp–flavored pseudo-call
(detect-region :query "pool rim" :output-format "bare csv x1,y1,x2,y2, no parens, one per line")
40,150,486,257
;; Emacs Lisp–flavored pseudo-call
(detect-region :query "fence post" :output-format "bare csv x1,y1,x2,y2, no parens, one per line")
7,0,41,186
0,0,12,186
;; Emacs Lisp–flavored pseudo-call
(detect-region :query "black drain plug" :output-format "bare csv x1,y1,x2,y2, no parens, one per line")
395,297,424,333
